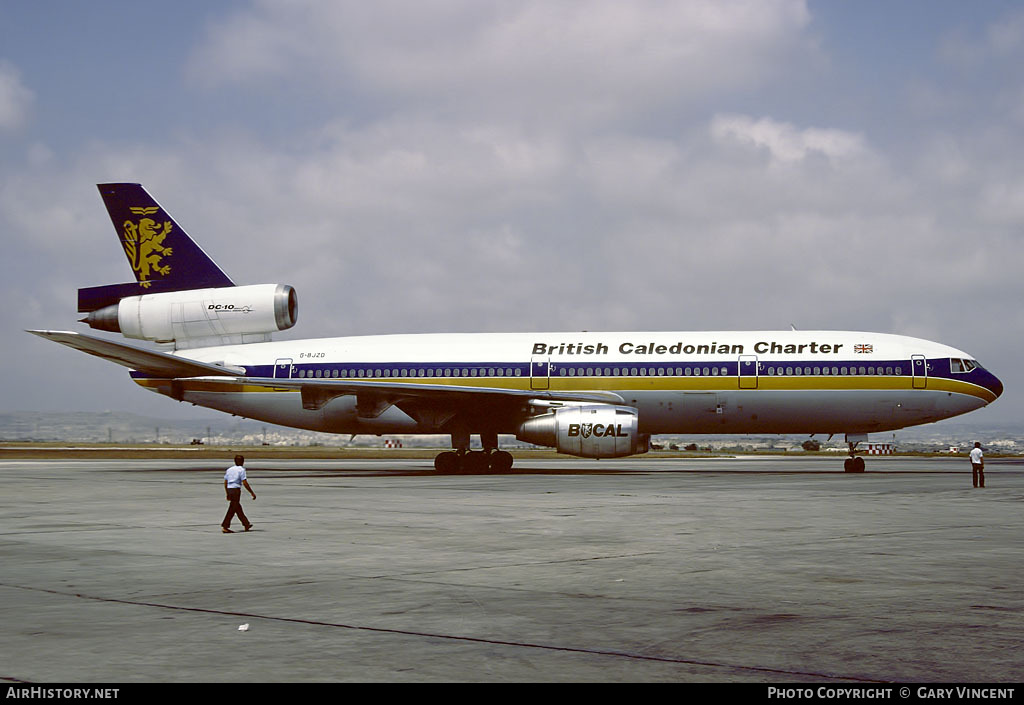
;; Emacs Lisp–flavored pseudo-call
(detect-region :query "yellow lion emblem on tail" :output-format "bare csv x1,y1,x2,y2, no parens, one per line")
122,212,173,288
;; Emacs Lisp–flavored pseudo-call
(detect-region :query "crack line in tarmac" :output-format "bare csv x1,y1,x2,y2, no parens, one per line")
374,551,665,578
3,582,887,683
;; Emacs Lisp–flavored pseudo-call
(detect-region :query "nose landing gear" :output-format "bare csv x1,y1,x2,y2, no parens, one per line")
844,435,866,472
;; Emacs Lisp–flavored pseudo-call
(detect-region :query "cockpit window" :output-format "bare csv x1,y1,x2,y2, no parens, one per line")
950,359,978,374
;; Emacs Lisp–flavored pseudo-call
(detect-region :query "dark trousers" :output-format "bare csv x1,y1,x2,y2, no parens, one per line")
222,488,251,528
972,463,985,488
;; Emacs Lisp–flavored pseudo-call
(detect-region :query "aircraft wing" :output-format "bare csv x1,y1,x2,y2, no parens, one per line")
27,330,245,378
237,376,626,411
27,329,624,415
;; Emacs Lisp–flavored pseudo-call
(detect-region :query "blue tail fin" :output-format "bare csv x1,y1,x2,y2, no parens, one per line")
78,183,234,312
98,183,233,290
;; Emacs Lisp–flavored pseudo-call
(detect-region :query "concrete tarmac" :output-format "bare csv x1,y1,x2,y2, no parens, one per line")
1,455,1022,683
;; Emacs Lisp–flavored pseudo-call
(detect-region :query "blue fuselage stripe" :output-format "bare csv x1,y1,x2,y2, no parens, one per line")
128,356,1002,400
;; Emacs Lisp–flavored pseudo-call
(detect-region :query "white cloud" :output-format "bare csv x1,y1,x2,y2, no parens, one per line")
0,60,33,131
710,114,867,165
190,0,815,125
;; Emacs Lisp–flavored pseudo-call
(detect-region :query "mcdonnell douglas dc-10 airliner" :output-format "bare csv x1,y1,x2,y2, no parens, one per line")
30,184,1003,472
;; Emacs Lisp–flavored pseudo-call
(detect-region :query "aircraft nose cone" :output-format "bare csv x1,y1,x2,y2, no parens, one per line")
989,373,1004,400
979,366,1004,402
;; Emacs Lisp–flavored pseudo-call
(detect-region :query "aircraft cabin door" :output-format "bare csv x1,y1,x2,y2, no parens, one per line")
530,357,550,390
274,358,293,379
911,355,927,389
738,355,758,389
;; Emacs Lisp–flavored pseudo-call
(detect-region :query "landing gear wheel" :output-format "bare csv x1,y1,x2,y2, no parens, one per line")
844,456,865,472
463,451,491,474
489,450,514,473
434,452,461,473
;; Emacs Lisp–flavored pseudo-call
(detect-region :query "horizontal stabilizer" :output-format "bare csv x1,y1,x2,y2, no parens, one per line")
27,330,244,378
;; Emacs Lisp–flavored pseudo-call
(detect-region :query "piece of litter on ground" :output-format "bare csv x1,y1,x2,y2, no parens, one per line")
238,623,249,631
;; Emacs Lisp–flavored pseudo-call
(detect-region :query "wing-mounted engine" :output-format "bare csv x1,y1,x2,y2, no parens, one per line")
81,283,297,350
517,404,649,458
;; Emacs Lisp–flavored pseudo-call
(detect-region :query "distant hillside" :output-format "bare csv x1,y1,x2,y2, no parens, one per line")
1,411,1020,451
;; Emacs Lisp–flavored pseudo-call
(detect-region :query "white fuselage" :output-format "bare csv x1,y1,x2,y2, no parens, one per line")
133,330,1001,438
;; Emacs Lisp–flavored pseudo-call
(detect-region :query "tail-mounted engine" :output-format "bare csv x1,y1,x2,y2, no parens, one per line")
81,283,297,349
517,404,649,458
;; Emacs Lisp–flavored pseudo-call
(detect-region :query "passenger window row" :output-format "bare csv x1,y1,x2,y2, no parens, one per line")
764,366,902,376
291,364,908,378
296,367,523,379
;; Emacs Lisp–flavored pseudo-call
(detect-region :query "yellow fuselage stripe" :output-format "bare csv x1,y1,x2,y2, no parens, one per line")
132,375,996,404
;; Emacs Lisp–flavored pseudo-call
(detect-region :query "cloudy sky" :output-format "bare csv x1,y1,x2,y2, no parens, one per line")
1,0,1021,428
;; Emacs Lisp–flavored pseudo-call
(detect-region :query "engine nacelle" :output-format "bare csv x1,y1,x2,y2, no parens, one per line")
83,284,297,346
517,404,649,458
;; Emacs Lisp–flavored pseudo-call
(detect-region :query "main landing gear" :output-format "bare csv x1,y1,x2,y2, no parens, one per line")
433,449,515,473
433,430,515,473
844,436,866,472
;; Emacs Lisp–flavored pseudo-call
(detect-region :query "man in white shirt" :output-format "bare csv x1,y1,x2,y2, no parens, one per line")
222,455,256,533
969,442,985,488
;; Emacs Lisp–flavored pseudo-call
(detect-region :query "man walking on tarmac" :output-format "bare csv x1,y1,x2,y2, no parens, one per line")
970,442,985,488
222,455,256,532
